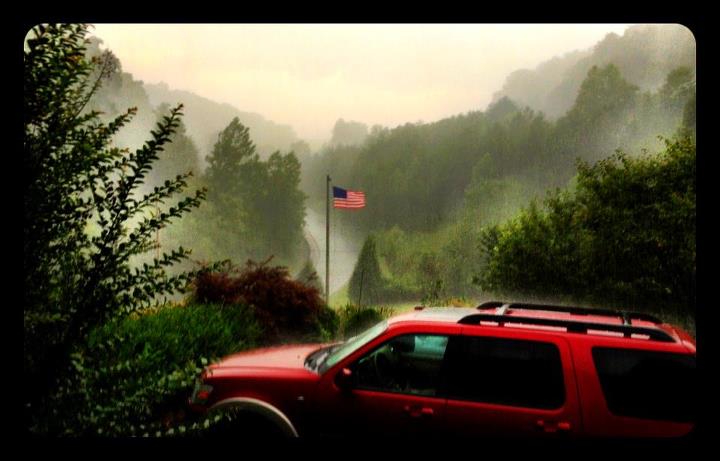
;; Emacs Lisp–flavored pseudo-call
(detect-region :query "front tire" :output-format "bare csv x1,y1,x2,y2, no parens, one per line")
205,408,288,440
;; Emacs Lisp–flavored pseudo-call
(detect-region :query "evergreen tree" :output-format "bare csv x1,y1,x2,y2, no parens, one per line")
348,235,384,305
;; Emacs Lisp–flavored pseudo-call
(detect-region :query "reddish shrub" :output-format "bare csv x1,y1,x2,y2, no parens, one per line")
190,259,327,342
191,261,244,305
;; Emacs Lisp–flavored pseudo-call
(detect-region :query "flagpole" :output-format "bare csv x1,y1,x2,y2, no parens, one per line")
326,174,331,306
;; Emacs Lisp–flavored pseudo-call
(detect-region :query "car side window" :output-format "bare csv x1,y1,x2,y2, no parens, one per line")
353,334,449,397
444,336,565,409
592,347,696,422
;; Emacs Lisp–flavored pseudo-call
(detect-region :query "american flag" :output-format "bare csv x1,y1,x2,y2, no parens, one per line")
333,186,365,209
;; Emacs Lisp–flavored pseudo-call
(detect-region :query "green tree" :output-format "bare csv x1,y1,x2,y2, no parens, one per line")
261,151,306,257
681,91,696,139
348,235,384,305
202,117,262,260
201,118,307,263
555,64,639,166
659,66,695,114
24,23,206,435
478,137,695,316
205,117,262,201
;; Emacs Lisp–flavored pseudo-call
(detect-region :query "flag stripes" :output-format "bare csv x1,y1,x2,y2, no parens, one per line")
333,186,365,209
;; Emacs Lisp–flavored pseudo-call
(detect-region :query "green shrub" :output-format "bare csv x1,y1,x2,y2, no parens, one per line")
315,305,340,342
56,303,261,436
337,304,390,339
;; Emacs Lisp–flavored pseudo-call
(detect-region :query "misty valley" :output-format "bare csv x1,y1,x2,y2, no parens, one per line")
24,24,696,438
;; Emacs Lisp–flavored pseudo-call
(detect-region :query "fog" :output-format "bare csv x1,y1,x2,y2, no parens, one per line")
91,23,632,141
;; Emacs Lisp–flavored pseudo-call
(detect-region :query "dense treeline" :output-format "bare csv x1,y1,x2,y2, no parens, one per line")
315,55,695,306
305,62,695,235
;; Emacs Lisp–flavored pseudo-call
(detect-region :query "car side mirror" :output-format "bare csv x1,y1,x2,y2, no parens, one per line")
335,367,355,391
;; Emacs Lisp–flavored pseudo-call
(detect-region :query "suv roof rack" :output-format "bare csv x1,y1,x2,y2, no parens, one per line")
461,310,674,342
476,301,664,325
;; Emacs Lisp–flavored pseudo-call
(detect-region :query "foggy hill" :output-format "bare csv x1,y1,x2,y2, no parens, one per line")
85,37,158,152
144,82,300,160
492,24,696,118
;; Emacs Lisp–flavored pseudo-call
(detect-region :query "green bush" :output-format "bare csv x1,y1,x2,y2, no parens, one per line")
315,305,340,342
56,303,262,436
337,304,389,339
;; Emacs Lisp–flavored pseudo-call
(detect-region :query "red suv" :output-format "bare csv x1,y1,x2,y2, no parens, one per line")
189,301,696,439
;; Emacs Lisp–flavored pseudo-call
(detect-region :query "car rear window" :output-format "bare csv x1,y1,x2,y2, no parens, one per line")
444,336,565,409
592,347,696,422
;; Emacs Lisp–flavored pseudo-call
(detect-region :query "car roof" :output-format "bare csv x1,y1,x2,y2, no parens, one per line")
387,303,689,347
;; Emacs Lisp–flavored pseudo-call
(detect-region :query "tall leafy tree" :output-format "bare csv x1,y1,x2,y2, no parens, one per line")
199,118,307,264
24,23,206,434
205,117,262,199
261,151,306,257
201,117,262,259
554,64,639,166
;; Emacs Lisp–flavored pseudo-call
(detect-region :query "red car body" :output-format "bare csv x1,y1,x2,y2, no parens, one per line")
189,302,696,439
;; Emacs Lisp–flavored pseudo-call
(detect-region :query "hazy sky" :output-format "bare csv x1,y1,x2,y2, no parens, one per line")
91,24,632,141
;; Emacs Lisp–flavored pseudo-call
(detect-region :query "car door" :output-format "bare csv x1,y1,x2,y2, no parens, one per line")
313,332,451,438
441,328,581,438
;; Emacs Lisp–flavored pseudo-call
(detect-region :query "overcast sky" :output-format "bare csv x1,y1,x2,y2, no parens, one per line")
91,24,632,141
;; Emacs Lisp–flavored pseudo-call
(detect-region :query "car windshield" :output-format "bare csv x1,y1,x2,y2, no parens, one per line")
318,320,388,374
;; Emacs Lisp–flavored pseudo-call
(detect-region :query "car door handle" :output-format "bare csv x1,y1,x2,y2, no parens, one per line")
536,419,571,433
403,405,434,418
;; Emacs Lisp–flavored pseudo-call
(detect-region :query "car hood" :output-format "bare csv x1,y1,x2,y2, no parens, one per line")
211,343,327,370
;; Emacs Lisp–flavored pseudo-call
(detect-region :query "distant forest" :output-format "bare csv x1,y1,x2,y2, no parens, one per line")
83,24,696,312
303,24,695,312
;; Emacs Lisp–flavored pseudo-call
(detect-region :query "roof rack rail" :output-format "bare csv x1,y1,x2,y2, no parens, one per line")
476,301,663,324
458,313,674,342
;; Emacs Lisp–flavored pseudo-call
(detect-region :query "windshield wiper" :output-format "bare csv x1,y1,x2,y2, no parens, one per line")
304,348,323,370
313,343,344,371
306,343,343,371
305,344,340,371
